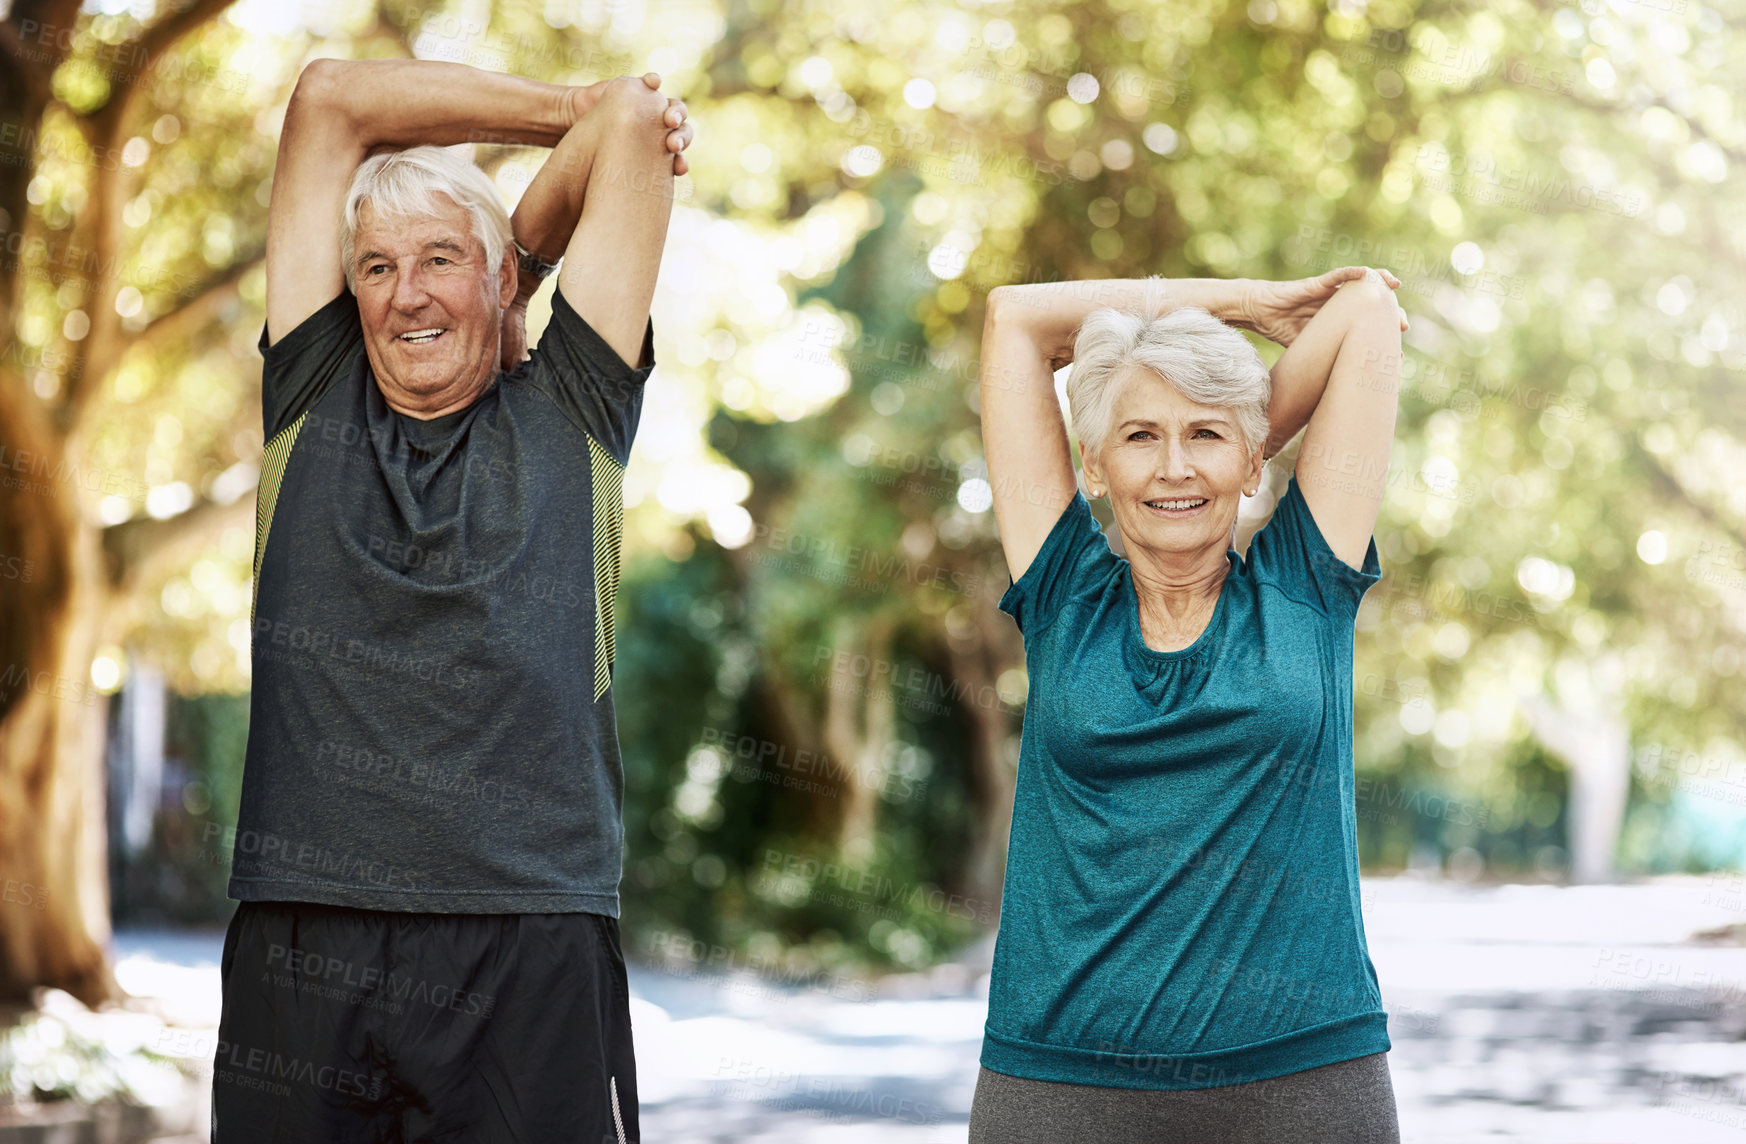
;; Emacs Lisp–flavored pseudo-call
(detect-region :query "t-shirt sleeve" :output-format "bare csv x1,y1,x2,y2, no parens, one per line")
1248,472,1383,623
522,284,657,465
997,491,1120,636
256,291,364,442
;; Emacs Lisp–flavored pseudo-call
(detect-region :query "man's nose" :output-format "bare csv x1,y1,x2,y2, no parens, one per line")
391,262,430,309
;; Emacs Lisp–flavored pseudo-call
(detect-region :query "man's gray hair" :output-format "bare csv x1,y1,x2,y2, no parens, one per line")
339,145,513,292
1066,290,1272,464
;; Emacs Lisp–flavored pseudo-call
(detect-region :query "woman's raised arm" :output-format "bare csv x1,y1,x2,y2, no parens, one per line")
978,277,1250,582
1265,268,1407,570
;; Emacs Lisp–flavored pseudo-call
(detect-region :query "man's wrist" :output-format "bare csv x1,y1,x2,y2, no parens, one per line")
558,83,596,128
513,237,560,280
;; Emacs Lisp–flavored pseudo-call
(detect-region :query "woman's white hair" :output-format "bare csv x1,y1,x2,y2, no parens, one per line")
1066,278,1273,465
339,145,512,292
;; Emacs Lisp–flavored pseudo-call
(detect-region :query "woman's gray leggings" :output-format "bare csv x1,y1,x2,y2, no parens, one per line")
967,1051,1401,1143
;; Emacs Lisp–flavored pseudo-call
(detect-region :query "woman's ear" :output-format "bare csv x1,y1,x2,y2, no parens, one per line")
1081,446,1105,499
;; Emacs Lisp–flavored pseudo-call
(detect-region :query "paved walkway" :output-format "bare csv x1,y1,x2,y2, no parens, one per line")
103,875,1746,1142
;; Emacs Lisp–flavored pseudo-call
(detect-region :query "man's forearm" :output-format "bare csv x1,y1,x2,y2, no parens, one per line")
507,120,599,304
308,58,577,152
989,277,1250,362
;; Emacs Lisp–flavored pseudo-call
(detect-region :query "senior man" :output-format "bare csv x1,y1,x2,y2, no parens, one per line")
212,57,692,1144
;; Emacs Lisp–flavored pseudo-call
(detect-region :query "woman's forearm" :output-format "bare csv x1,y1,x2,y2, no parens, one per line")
988,276,1251,365
311,58,578,151
1262,279,1396,458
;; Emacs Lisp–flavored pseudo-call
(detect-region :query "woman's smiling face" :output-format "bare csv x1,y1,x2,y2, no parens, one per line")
1083,364,1265,561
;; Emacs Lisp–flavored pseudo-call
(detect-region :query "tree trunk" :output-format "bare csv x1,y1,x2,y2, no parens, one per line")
821,614,896,865
0,389,118,1006
1518,653,1630,884
945,594,1022,913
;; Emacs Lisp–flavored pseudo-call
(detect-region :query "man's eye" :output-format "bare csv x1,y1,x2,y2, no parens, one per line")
431,257,450,266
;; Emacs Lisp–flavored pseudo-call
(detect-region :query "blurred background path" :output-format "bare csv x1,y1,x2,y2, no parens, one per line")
83,875,1746,1144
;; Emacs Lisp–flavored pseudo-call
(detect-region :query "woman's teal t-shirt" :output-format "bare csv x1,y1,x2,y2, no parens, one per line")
981,473,1391,1090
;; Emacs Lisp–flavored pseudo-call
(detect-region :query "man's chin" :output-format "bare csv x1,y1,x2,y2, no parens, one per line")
380,356,467,394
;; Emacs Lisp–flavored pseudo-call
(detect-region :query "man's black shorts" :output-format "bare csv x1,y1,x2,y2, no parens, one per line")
211,901,638,1143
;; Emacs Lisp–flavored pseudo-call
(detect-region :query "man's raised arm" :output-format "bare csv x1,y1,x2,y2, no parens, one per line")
265,58,581,345
500,75,683,373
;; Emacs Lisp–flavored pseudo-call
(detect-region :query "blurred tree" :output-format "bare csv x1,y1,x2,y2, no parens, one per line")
3,0,1742,1002
0,0,256,1006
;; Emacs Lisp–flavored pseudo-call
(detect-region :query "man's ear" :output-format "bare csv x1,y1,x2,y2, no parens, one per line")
497,246,518,309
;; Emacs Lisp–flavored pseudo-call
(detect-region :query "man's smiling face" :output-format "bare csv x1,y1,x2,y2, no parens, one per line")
351,194,515,418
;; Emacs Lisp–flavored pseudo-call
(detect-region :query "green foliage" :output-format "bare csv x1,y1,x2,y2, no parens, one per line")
20,0,1736,953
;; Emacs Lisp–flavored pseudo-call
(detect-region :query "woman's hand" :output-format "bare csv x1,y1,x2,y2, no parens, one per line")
567,72,693,176
1237,266,1407,348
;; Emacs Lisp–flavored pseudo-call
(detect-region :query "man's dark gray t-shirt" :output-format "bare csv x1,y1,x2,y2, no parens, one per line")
228,286,655,916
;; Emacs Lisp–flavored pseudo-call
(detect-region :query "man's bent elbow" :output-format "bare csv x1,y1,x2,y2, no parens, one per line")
289,59,347,114
984,285,1028,335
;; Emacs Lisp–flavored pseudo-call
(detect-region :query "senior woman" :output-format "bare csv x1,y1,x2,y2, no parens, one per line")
970,265,1410,1143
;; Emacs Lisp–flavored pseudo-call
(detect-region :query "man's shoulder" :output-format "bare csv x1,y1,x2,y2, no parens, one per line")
260,290,364,366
